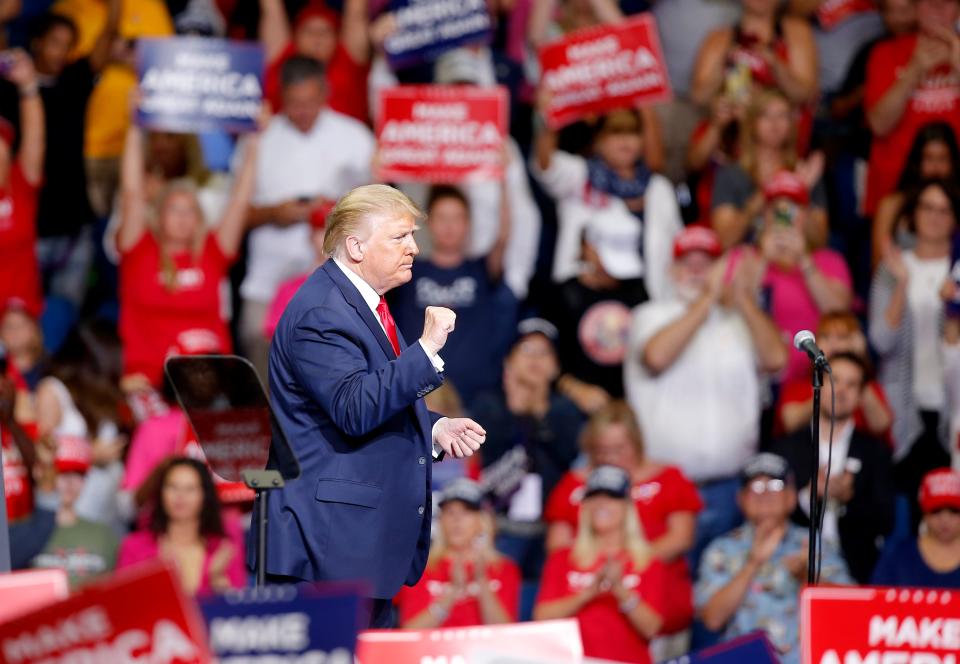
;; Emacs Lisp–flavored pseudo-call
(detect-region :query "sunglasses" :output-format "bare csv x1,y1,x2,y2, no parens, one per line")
746,478,785,495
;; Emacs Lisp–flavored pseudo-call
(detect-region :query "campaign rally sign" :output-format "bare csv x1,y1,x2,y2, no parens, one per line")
539,14,672,129
199,583,364,663
665,631,781,664
0,561,210,664
801,586,960,664
816,0,877,30
357,619,583,663
0,570,69,624
376,85,508,182
384,0,492,69
137,37,263,134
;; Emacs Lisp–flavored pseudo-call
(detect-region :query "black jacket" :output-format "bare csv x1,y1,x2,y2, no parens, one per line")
772,427,895,584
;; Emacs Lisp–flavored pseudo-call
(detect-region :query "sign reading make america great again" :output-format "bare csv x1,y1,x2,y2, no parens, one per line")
801,586,960,664
539,14,672,130
137,37,263,134
384,0,492,69
376,85,508,182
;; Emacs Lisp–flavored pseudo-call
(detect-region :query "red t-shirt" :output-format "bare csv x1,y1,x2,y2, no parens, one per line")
0,164,42,316
776,377,894,445
544,467,701,633
2,431,33,521
865,34,960,215
536,548,667,664
394,556,521,627
265,42,369,123
119,232,234,386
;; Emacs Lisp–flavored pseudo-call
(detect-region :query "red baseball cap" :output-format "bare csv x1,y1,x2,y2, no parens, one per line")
294,2,341,32
54,435,92,475
919,468,960,513
763,171,810,206
310,200,335,230
170,328,223,357
673,226,722,259
0,296,42,321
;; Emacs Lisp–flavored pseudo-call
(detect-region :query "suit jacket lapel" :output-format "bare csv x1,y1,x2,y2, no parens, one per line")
323,261,397,361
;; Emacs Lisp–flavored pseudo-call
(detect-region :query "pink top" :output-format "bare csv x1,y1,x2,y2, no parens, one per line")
116,530,246,596
263,273,310,339
122,409,186,491
729,247,852,383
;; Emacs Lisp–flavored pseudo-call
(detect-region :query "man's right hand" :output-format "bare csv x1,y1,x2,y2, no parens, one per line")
749,521,786,567
420,306,456,356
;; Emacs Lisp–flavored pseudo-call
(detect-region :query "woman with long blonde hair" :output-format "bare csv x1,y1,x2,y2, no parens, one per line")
115,102,263,394
711,89,827,249
544,401,700,636
394,479,520,628
535,465,666,664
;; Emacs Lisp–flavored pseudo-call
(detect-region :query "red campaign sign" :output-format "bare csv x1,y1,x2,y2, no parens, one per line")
0,561,212,664
376,85,508,183
816,0,876,30
357,619,582,664
801,586,960,664
539,14,672,130
0,570,69,625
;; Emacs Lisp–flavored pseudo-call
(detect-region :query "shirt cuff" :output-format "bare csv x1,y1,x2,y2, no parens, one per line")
431,417,448,458
418,340,445,372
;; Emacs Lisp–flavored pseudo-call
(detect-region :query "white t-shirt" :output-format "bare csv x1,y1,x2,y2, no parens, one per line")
531,150,681,300
624,299,761,482
241,110,375,303
903,252,949,410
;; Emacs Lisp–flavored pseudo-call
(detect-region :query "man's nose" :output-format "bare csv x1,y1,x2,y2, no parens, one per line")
408,236,419,256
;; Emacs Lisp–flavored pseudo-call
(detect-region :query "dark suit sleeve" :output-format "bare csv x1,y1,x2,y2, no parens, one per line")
842,437,895,538
290,306,442,438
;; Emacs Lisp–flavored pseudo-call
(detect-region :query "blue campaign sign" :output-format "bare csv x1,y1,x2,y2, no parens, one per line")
137,37,263,134
198,583,364,663
384,0,492,69
665,632,781,664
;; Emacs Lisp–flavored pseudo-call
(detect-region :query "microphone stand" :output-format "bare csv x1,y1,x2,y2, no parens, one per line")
807,362,824,585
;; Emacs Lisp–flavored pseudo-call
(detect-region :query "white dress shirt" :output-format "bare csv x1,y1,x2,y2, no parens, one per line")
332,259,446,456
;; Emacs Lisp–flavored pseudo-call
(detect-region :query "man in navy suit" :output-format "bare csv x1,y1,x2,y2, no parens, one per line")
256,184,487,627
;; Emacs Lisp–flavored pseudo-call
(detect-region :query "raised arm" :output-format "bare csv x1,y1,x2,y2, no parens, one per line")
8,51,43,186
486,161,511,281
341,0,371,65
117,114,149,253
690,29,732,107
216,134,261,257
259,0,293,63
867,39,940,136
528,0,559,49
768,18,819,104
89,0,121,73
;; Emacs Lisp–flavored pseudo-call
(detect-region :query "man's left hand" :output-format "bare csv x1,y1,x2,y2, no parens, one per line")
434,418,486,458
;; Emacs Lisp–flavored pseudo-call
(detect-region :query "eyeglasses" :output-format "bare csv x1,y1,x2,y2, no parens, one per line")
747,479,785,495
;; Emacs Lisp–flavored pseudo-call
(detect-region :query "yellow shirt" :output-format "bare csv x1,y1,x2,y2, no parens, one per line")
53,0,174,158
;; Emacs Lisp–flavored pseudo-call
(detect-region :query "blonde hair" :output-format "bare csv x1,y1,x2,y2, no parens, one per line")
572,492,652,570
150,178,207,291
322,184,423,258
580,400,645,462
426,505,500,570
738,89,798,180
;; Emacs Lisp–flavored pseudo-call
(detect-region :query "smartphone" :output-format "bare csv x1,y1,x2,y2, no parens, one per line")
724,63,752,104
297,196,312,204
0,343,7,375
772,200,798,228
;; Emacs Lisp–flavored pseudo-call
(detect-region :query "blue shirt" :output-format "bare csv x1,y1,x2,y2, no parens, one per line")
390,258,517,407
871,538,960,589
695,524,853,664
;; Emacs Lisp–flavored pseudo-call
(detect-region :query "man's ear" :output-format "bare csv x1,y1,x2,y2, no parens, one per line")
344,235,364,263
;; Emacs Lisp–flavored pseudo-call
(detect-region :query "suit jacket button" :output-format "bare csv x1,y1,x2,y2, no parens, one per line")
418,456,426,465
418,505,425,515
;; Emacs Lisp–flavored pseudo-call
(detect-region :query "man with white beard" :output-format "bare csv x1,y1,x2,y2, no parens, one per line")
624,226,787,566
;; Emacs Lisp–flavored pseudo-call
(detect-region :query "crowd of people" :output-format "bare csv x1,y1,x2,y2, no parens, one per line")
1,0,960,662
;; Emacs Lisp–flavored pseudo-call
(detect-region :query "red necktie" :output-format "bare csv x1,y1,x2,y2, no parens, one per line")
377,296,401,356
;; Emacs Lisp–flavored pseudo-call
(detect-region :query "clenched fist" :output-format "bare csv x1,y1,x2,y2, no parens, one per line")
420,306,456,356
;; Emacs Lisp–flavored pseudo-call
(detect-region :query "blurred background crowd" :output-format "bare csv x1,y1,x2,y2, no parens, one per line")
1,0,959,662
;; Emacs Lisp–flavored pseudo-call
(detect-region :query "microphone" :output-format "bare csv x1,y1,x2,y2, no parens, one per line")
793,330,831,373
